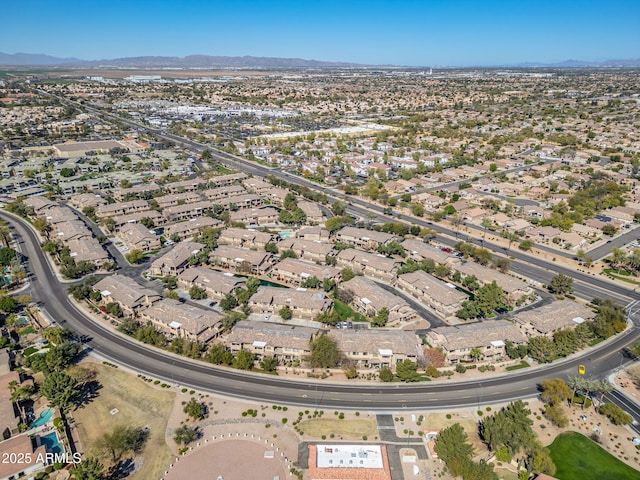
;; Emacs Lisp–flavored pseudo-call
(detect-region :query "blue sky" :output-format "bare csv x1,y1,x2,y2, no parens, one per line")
2,0,638,65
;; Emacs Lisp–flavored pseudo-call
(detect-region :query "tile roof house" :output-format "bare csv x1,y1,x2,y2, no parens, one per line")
95,199,150,218
163,217,222,241
203,184,246,201
162,200,214,222
217,227,275,250
208,172,248,188
148,241,205,277
210,245,275,275
513,299,595,337
230,206,279,226
454,261,532,300
278,238,334,263
94,274,161,316
328,329,423,370
0,435,48,480
66,237,109,266
296,226,331,242
336,249,401,282
426,320,527,364
225,320,318,362
119,222,160,252
140,299,224,343
340,276,417,326
249,286,332,320
396,270,468,319
298,201,324,224
334,227,397,251
401,239,452,264
271,258,341,286
177,267,246,300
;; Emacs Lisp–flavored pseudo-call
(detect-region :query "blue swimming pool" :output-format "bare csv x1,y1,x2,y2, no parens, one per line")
278,231,293,238
32,409,53,427
40,432,63,455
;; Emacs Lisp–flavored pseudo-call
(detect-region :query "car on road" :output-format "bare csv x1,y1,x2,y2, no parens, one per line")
578,364,586,375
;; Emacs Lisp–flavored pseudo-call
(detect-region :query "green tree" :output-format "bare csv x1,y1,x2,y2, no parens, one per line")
45,342,80,373
379,367,394,382
0,295,17,313
469,347,483,361
519,239,534,251
371,307,389,327
260,356,278,372
105,302,122,317
173,425,199,445
42,326,68,346
527,336,557,363
480,400,534,456
0,247,18,267
183,397,205,421
548,273,574,295
265,242,279,254
599,402,632,425
232,349,255,370
434,423,474,476
395,360,421,382
189,285,207,300
473,281,506,316
308,334,342,368
220,292,238,310
125,249,145,264
544,404,569,427
69,457,107,480
205,343,233,365
279,306,293,320
526,441,556,476
95,424,147,462
540,378,572,405
331,201,347,216
40,371,79,410
341,267,356,282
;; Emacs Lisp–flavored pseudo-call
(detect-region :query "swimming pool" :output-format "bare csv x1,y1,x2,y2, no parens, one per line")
278,231,293,238
40,432,63,455
32,409,53,427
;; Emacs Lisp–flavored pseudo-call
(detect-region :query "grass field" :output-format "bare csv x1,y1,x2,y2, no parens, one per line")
298,418,377,438
71,363,175,480
548,431,640,480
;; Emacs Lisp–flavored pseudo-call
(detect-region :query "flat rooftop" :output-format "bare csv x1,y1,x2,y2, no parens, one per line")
316,444,384,469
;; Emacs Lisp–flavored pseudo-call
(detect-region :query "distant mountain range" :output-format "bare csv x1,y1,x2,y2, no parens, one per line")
0,52,365,68
515,58,640,68
0,51,639,68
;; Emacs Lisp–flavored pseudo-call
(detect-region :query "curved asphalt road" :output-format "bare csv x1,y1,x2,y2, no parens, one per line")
3,210,640,410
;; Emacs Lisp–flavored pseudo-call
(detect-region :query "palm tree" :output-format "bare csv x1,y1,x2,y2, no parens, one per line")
451,215,464,238
42,326,67,346
9,381,35,421
582,379,596,410
567,375,583,406
595,380,614,410
481,217,492,246
0,222,11,248
469,347,483,362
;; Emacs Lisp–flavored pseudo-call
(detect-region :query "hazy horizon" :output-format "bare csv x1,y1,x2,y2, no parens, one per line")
2,0,639,67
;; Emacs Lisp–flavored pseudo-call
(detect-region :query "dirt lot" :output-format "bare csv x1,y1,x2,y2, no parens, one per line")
298,418,377,438
71,361,175,480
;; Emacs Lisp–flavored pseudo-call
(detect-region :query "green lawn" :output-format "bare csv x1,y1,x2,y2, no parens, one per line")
333,299,368,322
505,360,530,371
548,431,640,480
